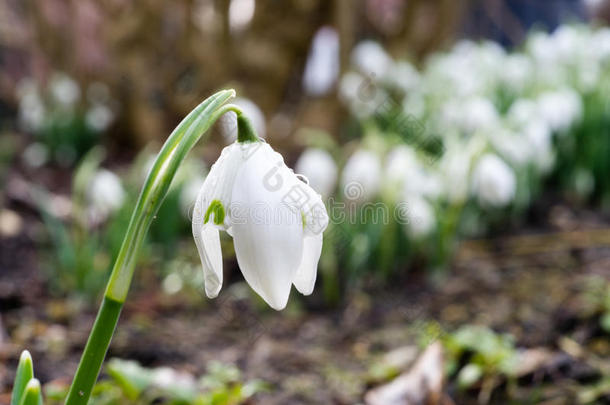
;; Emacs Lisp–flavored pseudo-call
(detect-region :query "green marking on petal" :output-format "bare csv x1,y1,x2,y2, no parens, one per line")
204,200,225,225
301,211,306,230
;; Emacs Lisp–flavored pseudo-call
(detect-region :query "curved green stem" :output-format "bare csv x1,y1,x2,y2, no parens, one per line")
64,89,237,405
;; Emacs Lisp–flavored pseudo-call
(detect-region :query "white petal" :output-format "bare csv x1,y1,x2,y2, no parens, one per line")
294,180,329,237
230,144,304,310
199,143,246,226
192,182,223,298
293,233,323,295
198,225,223,297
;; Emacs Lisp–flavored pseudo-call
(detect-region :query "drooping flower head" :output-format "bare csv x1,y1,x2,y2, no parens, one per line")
192,114,329,310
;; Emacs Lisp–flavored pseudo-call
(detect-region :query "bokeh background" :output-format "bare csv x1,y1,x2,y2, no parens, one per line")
1,0,610,404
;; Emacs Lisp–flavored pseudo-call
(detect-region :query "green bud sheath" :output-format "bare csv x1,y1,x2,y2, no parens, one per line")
237,114,260,143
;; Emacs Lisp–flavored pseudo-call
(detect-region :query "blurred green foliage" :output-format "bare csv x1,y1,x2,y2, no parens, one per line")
44,359,267,405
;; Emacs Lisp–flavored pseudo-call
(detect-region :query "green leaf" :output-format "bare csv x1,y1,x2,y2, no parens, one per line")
11,350,34,405
18,379,43,405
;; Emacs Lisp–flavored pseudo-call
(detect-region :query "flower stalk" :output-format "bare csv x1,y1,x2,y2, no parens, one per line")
64,89,238,405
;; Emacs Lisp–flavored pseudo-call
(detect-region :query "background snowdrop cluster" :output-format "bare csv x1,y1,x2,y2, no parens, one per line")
17,73,116,167
296,25,610,285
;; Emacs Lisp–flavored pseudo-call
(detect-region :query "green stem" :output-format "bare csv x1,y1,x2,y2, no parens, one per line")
64,89,237,405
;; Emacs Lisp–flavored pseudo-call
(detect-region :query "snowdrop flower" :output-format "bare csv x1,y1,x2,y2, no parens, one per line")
507,99,538,128
489,128,532,168
471,154,516,208
192,117,329,310
575,62,600,93
22,142,49,168
592,29,610,60
218,98,266,142
402,194,435,238
552,25,582,62
528,32,558,65
402,90,426,120
461,97,500,133
382,61,420,93
87,169,126,221
228,0,255,32
537,89,583,132
295,148,338,199
339,71,387,119
384,146,442,200
405,168,443,200
49,72,80,107
439,135,486,204
501,54,532,91
341,149,382,203
523,119,553,167
17,79,45,132
86,104,114,132
180,177,205,217
384,145,418,187
351,40,392,77
302,26,340,96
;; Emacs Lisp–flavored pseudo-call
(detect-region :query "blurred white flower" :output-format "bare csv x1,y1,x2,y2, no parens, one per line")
384,145,418,187
471,154,516,208
341,149,381,202
528,32,558,65
439,136,486,204
537,89,583,132
572,167,595,198
402,90,426,120
523,119,555,172
303,27,339,96
22,142,49,168
402,194,435,238
338,71,387,119
228,0,255,32
461,97,499,133
351,40,392,77
152,367,196,391
384,146,442,201
382,61,420,93
17,79,45,132
49,73,80,107
179,177,205,217
162,273,184,295
295,148,338,199
86,104,114,132
173,158,208,217
489,128,532,168
575,61,600,92
501,54,532,91
218,97,266,142
438,147,471,204
592,29,610,60
507,98,538,127
87,169,126,222
552,25,581,62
